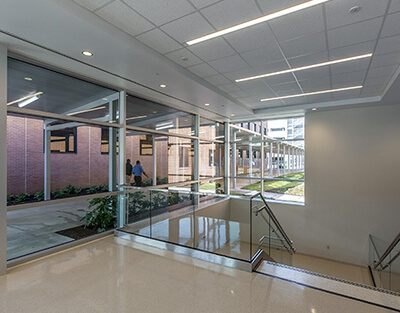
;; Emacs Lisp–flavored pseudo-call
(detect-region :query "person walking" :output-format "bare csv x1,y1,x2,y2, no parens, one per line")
126,159,133,185
132,160,148,187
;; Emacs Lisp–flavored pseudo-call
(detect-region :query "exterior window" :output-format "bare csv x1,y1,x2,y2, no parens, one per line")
271,127,285,131
140,135,153,156
50,128,77,153
101,128,109,154
179,146,189,168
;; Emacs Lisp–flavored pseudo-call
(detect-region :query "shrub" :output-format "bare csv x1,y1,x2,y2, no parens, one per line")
86,185,101,194
82,195,117,233
34,191,45,202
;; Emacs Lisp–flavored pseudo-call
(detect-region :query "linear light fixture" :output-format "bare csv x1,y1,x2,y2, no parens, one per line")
126,115,147,121
260,85,363,102
18,95,39,107
236,53,373,82
186,0,330,45
7,91,43,106
67,106,106,116
156,124,174,131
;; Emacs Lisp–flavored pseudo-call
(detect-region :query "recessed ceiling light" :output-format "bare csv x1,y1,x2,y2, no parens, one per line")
82,51,93,57
312,108,317,111
236,53,372,82
18,95,40,108
24,77,32,81
153,111,158,114
260,85,363,102
349,6,361,14
186,0,330,45
205,103,210,106
231,114,235,117
160,84,167,88
102,98,108,101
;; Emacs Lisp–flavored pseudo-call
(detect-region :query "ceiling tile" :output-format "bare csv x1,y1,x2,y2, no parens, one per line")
188,37,236,61
367,65,398,78
189,0,221,9
203,74,232,85
294,66,330,80
208,54,250,73
299,77,331,92
272,85,302,96
375,34,400,55
325,0,389,29
381,12,400,38
283,97,308,105
306,93,333,103
287,51,329,68
218,84,242,92
269,6,325,42
73,0,110,11
96,1,154,36
332,80,365,89
254,60,290,75
327,17,383,49
360,85,384,96
187,63,219,77
123,0,195,26
200,0,261,30
330,58,370,75
332,89,361,100
164,48,203,67
329,41,376,60
224,23,276,54
235,77,267,89
256,0,308,15
331,70,367,85
370,51,400,68
363,76,390,88
280,32,327,58
253,99,284,109
244,86,277,98
136,29,182,54
240,45,284,67
161,12,214,43
228,90,251,99
262,73,296,86
223,68,257,81
389,0,400,13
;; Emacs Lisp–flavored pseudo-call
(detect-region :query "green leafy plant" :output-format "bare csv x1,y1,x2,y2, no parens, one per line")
101,184,109,192
65,184,76,195
34,191,45,202
7,195,16,206
86,185,101,194
12,193,30,204
51,189,65,199
74,187,83,195
82,195,117,233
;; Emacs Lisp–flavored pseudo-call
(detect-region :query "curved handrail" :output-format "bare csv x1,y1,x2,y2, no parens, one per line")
251,192,296,254
374,232,400,269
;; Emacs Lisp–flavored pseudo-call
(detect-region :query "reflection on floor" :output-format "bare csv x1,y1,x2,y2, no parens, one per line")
1,236,398,313
7,199,89,259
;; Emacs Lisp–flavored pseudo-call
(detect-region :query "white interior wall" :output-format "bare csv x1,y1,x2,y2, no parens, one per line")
267,104,400,266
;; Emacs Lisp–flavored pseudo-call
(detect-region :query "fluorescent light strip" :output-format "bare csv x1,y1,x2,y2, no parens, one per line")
260,86,363,102
18,96,39,107
156,121,174,127
67,106,106,116
186,0,330,45
236,53,373,82
7,92,43,106
155,124,174,131
126,115,147,121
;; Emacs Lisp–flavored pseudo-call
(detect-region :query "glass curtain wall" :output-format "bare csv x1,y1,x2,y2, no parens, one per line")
229,118,305,203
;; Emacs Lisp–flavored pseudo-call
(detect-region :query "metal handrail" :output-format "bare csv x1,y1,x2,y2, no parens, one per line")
252,192,296,254
374,232,400,270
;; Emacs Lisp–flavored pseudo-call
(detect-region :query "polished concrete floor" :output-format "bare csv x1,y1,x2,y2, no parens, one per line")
1,236,398,313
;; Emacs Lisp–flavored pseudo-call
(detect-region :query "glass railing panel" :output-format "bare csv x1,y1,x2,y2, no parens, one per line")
125,188,151,237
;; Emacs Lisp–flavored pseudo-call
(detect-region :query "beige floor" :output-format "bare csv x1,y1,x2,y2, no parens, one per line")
0,236,398,313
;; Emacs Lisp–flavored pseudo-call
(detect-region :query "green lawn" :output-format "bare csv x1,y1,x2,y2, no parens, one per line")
241,172,304,196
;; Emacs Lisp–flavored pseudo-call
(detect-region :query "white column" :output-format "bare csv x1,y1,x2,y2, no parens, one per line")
283,145,286,176
269,142,273,177
152,135,157,186
117,91,126,228
0,44,7,275
277,143,280,177
44,122,51,200
224,123,230,194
